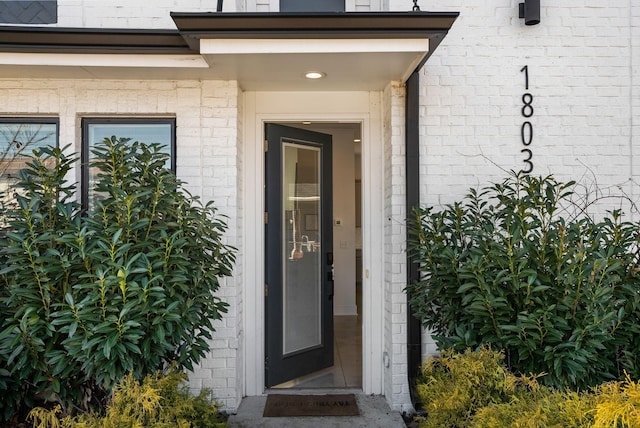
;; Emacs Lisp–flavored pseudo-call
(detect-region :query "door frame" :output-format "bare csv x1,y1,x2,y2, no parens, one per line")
242,91,384,396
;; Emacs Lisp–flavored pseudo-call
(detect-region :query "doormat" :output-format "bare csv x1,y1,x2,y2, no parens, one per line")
263,393,360,417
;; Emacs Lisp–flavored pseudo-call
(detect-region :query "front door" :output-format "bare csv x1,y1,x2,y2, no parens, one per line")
265,123,334,387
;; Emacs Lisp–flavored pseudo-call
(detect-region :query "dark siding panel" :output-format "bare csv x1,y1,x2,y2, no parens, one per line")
280,0,345,12
0,1,57,24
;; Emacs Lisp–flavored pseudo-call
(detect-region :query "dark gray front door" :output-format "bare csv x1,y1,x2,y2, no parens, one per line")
264,123,334,387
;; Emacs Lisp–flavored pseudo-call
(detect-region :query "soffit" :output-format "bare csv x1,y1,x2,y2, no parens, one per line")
0,12,459,90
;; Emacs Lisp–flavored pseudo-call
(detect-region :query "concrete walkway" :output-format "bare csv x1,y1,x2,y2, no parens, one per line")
227,392,407,427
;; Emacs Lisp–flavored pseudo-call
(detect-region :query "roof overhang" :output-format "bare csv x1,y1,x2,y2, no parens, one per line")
0,12,458,91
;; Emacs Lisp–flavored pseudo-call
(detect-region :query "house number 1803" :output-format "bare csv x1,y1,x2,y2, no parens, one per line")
520,65,533,173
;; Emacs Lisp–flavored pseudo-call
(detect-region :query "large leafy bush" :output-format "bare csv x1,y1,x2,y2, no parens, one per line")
0,138,235,420
407,173,640,389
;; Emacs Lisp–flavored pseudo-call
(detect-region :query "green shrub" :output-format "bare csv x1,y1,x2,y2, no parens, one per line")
0,139,235,420
407,173,640,389
27,367,226,428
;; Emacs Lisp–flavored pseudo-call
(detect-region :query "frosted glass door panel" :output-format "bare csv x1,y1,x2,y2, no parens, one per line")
282,142,322,355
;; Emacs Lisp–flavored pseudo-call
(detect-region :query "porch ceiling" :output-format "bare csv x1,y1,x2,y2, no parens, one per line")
0,12,458,90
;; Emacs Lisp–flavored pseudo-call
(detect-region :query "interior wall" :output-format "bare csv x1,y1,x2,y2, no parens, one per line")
330,128,358,316
297,124,358,316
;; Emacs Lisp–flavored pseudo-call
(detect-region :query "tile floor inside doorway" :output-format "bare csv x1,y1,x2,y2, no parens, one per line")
273,314,362,389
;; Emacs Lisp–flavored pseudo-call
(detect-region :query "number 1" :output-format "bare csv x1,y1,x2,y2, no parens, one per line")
520,65,529,90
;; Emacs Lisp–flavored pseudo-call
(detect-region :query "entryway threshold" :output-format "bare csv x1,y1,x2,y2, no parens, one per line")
227,390,406,427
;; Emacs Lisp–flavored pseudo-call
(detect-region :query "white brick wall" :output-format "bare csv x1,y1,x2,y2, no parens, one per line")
385,0,640,365
56,0,244,28
54,0,381,27
0,77,243,410
632,2,640,201
382,81,412,412
399,1,638,220
5,0,639,415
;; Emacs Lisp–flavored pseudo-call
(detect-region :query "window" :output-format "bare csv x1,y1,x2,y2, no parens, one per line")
279,0,345,12
81,118,176,209
0,1,57,24
0,118,59,201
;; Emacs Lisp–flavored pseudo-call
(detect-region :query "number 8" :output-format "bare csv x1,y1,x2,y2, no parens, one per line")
522,93,534,118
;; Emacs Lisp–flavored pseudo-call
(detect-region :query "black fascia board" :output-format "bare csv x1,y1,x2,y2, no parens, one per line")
0,25,194,54
170,11,459,32
0,12,459,58
171,11,459,51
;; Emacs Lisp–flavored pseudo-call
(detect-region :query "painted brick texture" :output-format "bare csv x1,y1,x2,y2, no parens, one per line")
382,81,413,412
392,1,638,219
4,0,638,416
56,0,244,28
0,78,243,410
386,0,640,399
379,0,640,403
54,0,383,27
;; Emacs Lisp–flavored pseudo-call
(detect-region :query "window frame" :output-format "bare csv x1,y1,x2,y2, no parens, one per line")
81,117,176,210
0,116,60,181
279,0,345,12
0,0,58,25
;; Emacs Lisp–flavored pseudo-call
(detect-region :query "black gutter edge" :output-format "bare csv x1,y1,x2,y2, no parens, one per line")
171,11,459,50
0,12,459,55
405,70,422,411
0,25,195,54
404,12,458,413
170,11,460,32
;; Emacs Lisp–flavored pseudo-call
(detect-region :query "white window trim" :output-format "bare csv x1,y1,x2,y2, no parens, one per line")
245,0,383,12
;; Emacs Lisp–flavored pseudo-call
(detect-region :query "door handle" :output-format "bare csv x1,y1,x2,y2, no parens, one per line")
326,252,334,282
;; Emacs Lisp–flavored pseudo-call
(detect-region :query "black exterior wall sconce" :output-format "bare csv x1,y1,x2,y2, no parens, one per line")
519,0,540,25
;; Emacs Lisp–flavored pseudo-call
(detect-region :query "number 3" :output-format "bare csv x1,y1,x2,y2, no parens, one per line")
521,148,533,173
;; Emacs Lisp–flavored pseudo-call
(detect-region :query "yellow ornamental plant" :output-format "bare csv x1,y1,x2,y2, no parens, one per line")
28,368,226,428
415,347,531,428
592,374,640,428
413,349,640,428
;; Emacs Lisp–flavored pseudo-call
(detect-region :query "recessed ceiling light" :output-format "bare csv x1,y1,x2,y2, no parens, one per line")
354,139,361,143
305,71,325,79
302,121,312,125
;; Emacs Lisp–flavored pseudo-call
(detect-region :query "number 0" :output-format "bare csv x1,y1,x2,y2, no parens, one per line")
521,121,533,146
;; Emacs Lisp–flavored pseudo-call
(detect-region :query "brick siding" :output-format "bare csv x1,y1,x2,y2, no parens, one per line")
386,0,639,409
0,78,243,410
